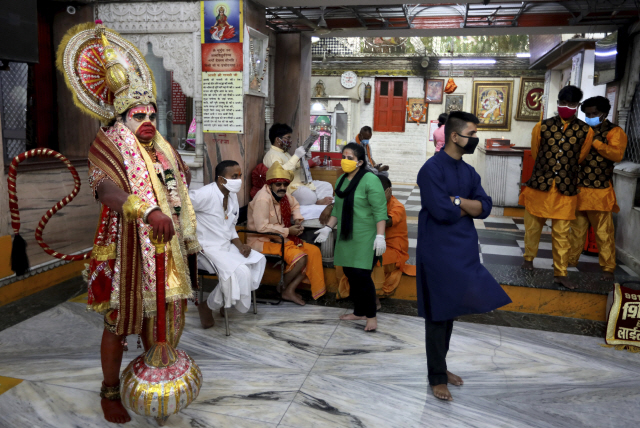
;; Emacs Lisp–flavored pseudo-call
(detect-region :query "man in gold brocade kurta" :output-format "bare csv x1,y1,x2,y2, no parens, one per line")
568,96,628,281
519,86,593,290
58,22,200,424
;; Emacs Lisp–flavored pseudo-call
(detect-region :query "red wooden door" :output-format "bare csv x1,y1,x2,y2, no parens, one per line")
374,78,406,132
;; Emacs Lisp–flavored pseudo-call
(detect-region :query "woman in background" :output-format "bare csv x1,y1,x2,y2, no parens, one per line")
433,113,448,153
313,143,388,331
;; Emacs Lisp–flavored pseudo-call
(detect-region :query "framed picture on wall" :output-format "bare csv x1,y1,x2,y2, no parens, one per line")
445,94,464,115
406,98,428,123
243,26,269,97
606,82,619,123
425,79,444,104
515,77,544,122
472,80,513,131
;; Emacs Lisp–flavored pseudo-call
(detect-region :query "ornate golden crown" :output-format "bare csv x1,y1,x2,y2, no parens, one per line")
56,21,156,123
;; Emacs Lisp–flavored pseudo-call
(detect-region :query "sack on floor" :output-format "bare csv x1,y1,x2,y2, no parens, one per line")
603,282,640,353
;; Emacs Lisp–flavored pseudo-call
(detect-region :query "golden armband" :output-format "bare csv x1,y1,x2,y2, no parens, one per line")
122,194,151,223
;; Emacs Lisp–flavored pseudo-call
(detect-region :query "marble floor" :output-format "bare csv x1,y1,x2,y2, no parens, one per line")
1,297,639,428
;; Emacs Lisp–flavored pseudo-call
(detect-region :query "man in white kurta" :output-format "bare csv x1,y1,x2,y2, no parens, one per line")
190,161,266,328
265,123,334,209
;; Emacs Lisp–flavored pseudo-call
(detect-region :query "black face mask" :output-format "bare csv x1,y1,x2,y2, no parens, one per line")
455,134,480,155
271,190,284,202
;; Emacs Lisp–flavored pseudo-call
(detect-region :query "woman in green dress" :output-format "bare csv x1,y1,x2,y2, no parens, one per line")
314,143,388,331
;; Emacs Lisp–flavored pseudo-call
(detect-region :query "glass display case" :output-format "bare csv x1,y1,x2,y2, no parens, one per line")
310,111,348,152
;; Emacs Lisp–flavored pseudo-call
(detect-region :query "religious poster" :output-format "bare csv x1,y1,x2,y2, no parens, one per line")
445,94,464,115
606,82,619,123
406,98,428,124
201,43,244,133
515,77,544,122
201,0,243,44
425,79,444,104
606,284,640,349
472,81,513,131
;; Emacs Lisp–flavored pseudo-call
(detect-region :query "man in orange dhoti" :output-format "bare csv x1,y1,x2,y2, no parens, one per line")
568,96,628,281
519,85,594,290
338,176,416,300
247,162,326,305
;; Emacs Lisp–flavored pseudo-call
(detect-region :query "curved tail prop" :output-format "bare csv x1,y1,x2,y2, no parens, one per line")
7,149,91,275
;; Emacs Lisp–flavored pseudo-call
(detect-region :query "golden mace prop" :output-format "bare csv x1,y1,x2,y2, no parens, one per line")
119,234,203,426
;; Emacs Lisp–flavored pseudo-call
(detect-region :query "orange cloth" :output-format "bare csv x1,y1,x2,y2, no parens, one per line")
263,241,326,299
518,120,594,220
576,126,627,213
246,184,304,252
355,134,376,167
336,196,415,299
444,78,457,94
382,196,416,277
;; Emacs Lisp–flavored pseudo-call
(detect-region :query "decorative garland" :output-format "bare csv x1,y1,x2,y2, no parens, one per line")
249,37,269,92
7,148,90,261
406,102,427,125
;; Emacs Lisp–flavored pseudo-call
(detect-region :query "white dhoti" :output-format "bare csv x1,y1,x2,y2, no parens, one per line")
202,246,266,313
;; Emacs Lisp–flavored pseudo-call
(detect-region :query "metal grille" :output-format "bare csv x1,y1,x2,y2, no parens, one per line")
1,63,28,165
627,80,640,163
312,38,361,56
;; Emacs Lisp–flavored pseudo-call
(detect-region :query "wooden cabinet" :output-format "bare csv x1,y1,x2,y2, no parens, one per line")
310,166,344,189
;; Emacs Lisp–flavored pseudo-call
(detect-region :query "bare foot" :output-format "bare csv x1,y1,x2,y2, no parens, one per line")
197,301,215,329
431,384,453,401
447,371,463,386
376,297,382,311
339,313,366,321
364,317,377,332
554,276,578,290
521,260,534,271
101,398,131,424
282,290,306,306
601,271,614,282
295,292,303,300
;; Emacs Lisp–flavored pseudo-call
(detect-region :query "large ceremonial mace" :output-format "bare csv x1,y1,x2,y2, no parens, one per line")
119,236,202,426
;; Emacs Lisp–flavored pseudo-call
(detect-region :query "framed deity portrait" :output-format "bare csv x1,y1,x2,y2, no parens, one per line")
243,26,269,97
406,98,428,123
425,79,444,104
472,81,513,131
445,94,464,115
515,77,544,122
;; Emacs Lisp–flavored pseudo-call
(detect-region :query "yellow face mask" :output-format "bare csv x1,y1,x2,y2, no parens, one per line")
341,158,358,173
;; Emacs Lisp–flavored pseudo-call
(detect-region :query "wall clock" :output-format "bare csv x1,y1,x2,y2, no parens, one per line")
341,71,357,89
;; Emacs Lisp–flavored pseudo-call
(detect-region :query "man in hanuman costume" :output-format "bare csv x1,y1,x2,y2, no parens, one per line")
57,21,201,423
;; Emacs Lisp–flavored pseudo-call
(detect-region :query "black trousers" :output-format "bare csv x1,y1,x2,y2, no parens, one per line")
343,264,377,319
422,276,454,385
425,317,454,386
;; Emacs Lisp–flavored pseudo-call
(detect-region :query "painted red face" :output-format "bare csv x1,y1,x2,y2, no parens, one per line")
125,104,157,141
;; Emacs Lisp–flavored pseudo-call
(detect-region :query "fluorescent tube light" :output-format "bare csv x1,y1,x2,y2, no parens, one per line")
439,59,496,65
516,53,530,58
595,50,617,57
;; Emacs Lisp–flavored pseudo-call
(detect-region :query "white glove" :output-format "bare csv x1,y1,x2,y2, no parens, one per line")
373,234,386,257
294,146,307,159
314,226,332,244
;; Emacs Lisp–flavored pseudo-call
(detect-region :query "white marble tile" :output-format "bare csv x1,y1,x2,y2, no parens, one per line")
0,380,277,428
532,258,554,270
391,191,412,196
405,205,422,212
391,185,416,190
620,265,639,277
407,196,422,201
480,245,523,257
408,238,417,248
474,219,486,230
485,216,517,224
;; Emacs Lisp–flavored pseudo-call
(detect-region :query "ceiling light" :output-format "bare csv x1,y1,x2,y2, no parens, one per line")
439,59,496,65
516,53,530,58
595,50,618,57
318,7,327,28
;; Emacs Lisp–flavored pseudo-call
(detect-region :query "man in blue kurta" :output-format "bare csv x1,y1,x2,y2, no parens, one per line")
417,111,512,401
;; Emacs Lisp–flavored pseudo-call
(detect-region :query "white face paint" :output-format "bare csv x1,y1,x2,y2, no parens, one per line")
123,104,157,137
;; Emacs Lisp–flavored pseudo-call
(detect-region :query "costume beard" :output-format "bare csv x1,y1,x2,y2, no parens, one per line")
135,122,156,141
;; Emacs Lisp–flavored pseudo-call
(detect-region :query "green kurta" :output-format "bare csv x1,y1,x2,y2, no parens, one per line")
332,171,389,269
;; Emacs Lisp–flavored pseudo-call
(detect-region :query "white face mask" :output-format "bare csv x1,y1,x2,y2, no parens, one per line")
221,177,242,193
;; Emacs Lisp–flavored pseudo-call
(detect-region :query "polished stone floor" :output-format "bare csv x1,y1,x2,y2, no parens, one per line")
1,296,639,427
